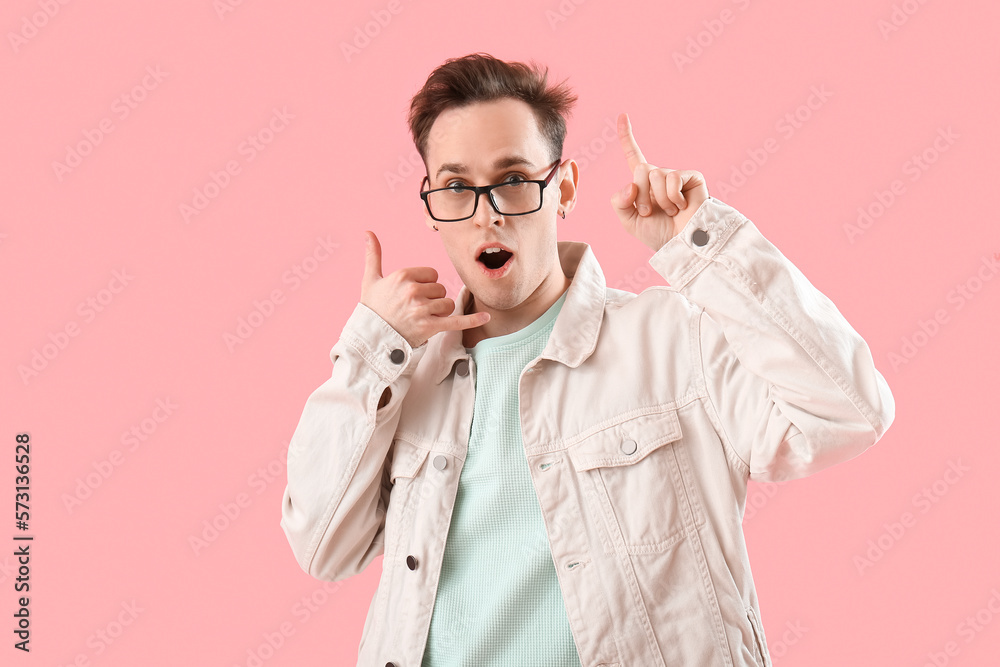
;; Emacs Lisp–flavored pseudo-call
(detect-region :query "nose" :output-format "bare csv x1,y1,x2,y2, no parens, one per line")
471,190,504,228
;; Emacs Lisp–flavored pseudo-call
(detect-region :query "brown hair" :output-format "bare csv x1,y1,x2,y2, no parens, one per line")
408,53,577,168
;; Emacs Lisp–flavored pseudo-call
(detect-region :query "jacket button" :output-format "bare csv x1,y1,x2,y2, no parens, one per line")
455,359,469,376
621,439,637,455
433,455,448,470
692,229,709,246
390,349,405,364
406,555,418,570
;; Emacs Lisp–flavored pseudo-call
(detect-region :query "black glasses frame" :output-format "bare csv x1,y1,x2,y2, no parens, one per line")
419,160,562,223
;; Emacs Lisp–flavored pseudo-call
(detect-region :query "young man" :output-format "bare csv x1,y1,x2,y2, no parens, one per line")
280,53,895,667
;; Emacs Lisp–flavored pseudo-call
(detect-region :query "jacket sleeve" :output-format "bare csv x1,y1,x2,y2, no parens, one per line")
648,196,895,483
280,302,427,581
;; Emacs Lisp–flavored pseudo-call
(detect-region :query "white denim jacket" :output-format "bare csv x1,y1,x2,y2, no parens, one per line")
280,197,895,667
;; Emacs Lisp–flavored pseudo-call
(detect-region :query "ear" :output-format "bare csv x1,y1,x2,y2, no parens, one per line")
557,158,580,217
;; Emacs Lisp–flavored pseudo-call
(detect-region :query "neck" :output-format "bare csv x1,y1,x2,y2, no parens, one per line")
463,270,570,349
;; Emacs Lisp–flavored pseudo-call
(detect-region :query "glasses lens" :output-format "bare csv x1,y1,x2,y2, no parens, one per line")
426,186,476,221
492,181,541,215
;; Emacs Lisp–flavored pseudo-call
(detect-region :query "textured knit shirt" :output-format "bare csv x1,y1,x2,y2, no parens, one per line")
421,289,581,667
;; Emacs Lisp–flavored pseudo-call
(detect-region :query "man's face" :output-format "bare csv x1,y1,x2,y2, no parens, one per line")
422,97,576,313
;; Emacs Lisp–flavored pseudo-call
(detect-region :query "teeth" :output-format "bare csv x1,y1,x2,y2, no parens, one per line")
483,247,503,254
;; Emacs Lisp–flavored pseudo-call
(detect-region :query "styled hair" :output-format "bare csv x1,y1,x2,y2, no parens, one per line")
408,52,577,168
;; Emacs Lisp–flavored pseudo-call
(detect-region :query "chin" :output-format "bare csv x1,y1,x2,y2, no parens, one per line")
467,283,522,312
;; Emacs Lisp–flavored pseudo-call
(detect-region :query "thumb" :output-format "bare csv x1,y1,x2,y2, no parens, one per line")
610,182,637,226
363,230,383,285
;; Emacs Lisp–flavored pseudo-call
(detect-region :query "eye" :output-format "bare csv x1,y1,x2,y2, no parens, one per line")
504,173,527,183
444,180,467,190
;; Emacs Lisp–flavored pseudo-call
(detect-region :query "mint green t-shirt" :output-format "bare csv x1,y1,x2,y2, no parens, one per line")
421,290,581,667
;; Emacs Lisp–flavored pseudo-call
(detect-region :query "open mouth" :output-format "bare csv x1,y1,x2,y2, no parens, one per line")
477,248,514,271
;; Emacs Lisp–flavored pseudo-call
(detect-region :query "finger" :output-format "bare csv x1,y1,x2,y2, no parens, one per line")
649,169,680,217
415,282,448,300
665,170,689,211
610,182,638,226
633,163,653,217
425,296,457,316
399,266,440,284
363,230,383,286
434,311,491,332
617,112,647,173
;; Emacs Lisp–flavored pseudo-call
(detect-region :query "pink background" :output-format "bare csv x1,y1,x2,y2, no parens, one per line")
3,1,998,665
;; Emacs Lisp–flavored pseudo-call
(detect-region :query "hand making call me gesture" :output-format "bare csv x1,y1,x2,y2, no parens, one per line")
360,112,710,349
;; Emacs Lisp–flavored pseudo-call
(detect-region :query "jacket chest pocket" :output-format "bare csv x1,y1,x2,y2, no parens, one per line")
384,438,431,556
389,437,431,485
566,408,702,554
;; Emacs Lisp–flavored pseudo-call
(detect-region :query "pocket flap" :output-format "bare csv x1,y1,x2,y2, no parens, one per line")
389,438,430,482
566,409,683,472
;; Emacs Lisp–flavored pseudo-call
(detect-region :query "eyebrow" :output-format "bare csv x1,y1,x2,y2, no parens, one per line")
434,155,535,181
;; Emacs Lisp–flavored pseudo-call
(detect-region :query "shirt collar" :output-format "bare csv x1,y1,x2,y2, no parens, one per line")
428,240,606,385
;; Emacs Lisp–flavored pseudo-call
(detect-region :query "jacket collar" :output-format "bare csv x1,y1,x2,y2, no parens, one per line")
428,240,606,385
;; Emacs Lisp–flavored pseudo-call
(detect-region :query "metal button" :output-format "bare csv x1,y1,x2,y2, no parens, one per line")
390,349,405,364
433,455,447,470
621,439,638,455
692,229,709,246
406,555,418,570
455,359,469,376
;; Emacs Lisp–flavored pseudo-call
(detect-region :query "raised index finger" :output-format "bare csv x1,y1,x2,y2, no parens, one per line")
617,112,646,172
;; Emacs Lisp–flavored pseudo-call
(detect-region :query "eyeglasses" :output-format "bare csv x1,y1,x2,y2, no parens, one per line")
419,160,562,223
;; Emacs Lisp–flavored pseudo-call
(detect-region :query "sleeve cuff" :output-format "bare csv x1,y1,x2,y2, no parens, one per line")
648,196,747,289
334,302,427,382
